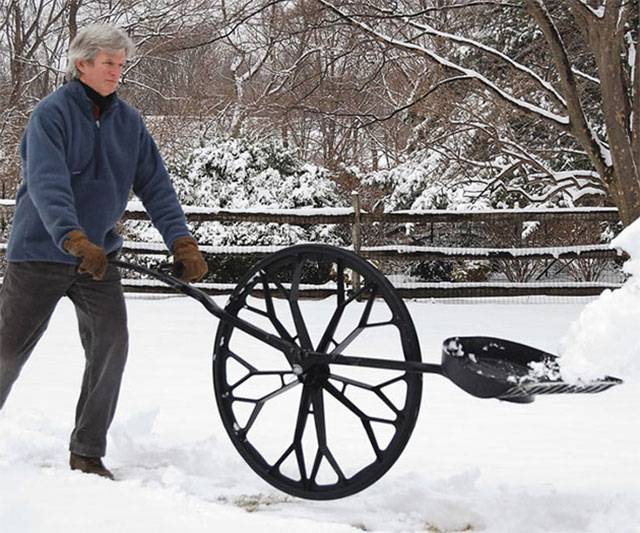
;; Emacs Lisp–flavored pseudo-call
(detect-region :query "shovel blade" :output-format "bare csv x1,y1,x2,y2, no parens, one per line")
441,337,622,403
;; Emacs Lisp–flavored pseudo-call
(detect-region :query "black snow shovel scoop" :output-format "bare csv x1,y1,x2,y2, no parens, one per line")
112,244,622,500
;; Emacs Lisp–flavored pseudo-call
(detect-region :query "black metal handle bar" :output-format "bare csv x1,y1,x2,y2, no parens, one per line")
303,352,444,375
110,259,445,376
110,260,295,358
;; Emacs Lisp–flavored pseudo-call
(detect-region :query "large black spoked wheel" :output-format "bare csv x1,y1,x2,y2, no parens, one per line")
213,244,422,499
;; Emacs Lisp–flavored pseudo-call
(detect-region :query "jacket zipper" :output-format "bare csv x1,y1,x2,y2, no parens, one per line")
95,118,101,178
91,99,116,180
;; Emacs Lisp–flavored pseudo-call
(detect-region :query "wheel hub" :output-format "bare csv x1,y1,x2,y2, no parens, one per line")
298,358,330,385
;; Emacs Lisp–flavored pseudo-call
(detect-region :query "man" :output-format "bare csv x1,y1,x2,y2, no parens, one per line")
0,24,207,480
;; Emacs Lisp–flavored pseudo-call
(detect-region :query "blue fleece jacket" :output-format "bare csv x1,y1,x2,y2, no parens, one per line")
6,80,191,264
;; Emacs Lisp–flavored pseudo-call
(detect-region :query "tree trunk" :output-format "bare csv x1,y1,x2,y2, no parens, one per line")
589,4,640,225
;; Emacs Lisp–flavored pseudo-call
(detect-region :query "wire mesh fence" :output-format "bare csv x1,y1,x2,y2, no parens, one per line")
0,196,626,303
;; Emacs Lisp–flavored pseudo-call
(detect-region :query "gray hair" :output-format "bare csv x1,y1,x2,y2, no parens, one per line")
66,24,136,80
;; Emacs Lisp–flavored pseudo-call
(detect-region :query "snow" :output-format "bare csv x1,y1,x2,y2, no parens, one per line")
126,202,354,217
559,217,640,384
575,0,605,18
154,136,347,248
0,198,621,218
122,240,293,255
390,206,618,216
114,240,621,263
1,294,638,532
362,243,619,259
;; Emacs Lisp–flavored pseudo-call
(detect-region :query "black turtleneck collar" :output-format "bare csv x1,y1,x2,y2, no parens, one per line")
74,78,116,114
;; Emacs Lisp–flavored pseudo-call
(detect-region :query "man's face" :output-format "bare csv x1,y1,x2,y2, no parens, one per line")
76,49,126,97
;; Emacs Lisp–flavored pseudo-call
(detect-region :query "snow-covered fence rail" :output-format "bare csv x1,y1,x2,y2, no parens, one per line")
359,244,620,262
117,242,621,265
119,201,619,225
360,207,620,225
124,202,355,225
0,199,625,298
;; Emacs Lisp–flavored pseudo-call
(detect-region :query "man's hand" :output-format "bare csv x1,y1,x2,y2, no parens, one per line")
63,230,108,280
172,236,208,283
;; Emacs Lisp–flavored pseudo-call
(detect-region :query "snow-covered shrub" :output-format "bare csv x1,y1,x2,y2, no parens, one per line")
172,137,345,244
362,148,490,213
124,137,347,281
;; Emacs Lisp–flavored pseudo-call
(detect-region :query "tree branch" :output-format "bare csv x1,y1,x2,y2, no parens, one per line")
526,0,609,179
631,19,640,167
403,17,567,107
317,0,570,129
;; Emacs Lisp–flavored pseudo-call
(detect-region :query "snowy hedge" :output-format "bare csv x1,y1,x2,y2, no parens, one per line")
362,148,490,212
168,137,346,246
123,137,347,281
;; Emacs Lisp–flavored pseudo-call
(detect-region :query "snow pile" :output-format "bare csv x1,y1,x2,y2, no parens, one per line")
559,218,640,383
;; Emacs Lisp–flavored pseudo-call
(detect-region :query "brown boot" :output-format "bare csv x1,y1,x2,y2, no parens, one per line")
69,453,115,480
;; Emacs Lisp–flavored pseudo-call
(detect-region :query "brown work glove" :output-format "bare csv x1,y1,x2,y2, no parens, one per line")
172,236,208,283
63,230,108,280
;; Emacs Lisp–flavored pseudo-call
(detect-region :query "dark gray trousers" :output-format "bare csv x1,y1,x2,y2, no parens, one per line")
0,260,128,457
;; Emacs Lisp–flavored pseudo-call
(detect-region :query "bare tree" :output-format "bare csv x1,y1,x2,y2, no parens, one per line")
317,0,640,224
0,0,70,196
0,0,226,193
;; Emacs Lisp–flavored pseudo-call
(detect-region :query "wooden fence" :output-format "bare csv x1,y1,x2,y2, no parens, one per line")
0,197,626,298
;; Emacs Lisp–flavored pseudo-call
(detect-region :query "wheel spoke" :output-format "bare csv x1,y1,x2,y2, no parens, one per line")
336,259,345,306
240,401,264,435
309,387,347,484
258,378,300,402
273,443,295,471
260,271,296,343
324,380,396,423
289,260,313,350
329,372,379,391
292,384,313,482
323,381,388,461
226,349,258,373
236,377,301,436
362,420,383,460
309,449,323,483
329,286,378,355
323,447,347,482
316,283,370,353
228,369,291,392
311,387,328,447
357,285,377,327
364,320,395,328
328,373,403,416
321,380,374,424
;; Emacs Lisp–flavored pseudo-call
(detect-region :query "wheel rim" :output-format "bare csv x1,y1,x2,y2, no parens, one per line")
213,244,422,499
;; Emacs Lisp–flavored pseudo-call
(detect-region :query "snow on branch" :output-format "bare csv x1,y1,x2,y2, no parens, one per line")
481,174,606,205
571,67,600,85
571,0,605,19
318,0,570,127
630,28,639,155
526,0,611,174
403,18,567,106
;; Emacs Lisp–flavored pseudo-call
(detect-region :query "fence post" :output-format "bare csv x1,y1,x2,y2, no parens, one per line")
351,191,362,291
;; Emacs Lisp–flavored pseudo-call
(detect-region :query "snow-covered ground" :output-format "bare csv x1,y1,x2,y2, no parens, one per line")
1,293,638,533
